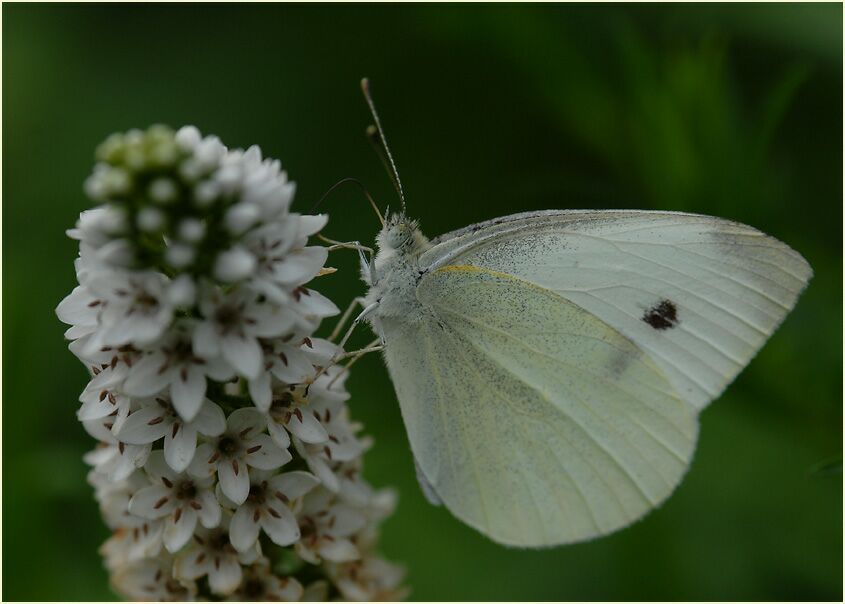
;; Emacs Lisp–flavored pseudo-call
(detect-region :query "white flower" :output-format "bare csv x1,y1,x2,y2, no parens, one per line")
148,177,179,204
63,125,405,600
334,459,398,521
289,286,341,332
328,555,408,602
100,523,165,572
214,145,295,221
123,319,234,421
77,366,133,434
83,417,151,481
247,337,319,412
226,559,303,602
137,206,166,231
264,385,329,449
84,270,174,353
128,451,221,553
173,516,260,596
222,469,319,552
194,408,291,505
295,487,366,564
302,580,330,601
167,274,196,307
193,285,295,379
214,245,257,283
90,469,166,567
67,205,127,246
111,556,198,601
242,216,328,303
56,284,100,340
175,125,201,152
118,396,226,472
224,202,261,235
292,399,368,492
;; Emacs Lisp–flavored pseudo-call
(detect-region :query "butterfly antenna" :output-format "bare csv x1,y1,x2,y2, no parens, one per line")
361,78,406,215
365,125,400,213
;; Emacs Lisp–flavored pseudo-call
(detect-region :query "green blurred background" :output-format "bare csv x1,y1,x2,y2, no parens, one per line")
3,3,842,600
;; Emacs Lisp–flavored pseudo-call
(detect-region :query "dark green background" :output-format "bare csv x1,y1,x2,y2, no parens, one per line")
3,3,842,601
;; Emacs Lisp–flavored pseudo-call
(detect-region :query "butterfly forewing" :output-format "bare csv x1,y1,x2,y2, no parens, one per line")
420,211,812,410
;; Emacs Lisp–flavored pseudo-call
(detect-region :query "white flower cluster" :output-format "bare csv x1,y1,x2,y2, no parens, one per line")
57,125,406,601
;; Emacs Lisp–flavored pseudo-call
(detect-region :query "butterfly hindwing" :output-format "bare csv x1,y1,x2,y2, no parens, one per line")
381,264,698,546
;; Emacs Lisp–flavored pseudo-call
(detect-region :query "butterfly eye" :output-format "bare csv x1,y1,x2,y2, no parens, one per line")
387,224,411,248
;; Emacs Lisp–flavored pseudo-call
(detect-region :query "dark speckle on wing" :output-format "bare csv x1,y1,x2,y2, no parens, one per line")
643,299,679,330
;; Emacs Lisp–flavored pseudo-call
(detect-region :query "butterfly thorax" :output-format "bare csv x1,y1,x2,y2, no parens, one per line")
364,213,432,326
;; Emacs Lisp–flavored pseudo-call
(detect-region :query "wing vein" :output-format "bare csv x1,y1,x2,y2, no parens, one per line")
441,311,661,508
438,306,692,466
421,325,489,532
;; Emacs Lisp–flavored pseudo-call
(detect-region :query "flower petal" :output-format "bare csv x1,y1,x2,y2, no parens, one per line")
247,372,272,412
229,504,261,552
56,285,98,326
118,406,170,445
195,488,222,529
144,449,179,482
318,537,359,562
260,503,300,546
226,407,265,436
218,457,250,505
208,556,242,596
129,485,173,519
272,247,328,286
267,420,291,449
298,214,328,237
269,471,319,501
326,504,367,538
221,335,263,379
244,434,292,470
163,506,198,552
123,354,169,397
277,576,305,601
77,392,126,422
164,423,197,473
205,355,236,381
191,404,225,440
287,409,328,444
170,367,206,422
173,546,209,581
295,289,339,318
189,443,218,479
192,320,220,358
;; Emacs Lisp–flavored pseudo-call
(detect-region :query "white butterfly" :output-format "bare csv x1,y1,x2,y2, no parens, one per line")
337,80,812,548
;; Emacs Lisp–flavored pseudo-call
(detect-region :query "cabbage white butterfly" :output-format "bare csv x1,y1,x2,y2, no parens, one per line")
341,80,812,547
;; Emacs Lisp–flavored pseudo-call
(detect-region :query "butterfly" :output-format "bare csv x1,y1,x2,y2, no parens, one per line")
333,80,812,547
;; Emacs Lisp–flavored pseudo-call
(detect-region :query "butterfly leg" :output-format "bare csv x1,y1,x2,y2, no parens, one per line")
310,301,381,386
318,234,376,285
337,301,380,350
329,296,368,342
326,338,383,388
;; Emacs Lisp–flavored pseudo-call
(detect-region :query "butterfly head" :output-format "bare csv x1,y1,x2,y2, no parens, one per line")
376,212,430,259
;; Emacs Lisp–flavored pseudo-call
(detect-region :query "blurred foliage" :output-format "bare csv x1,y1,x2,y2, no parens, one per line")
3,4,841,601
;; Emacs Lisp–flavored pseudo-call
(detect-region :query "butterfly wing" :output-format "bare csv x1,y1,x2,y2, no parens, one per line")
380,265,698,547
419,210,812,410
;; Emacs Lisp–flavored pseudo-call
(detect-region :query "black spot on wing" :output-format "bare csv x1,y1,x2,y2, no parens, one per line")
642,299,679,330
